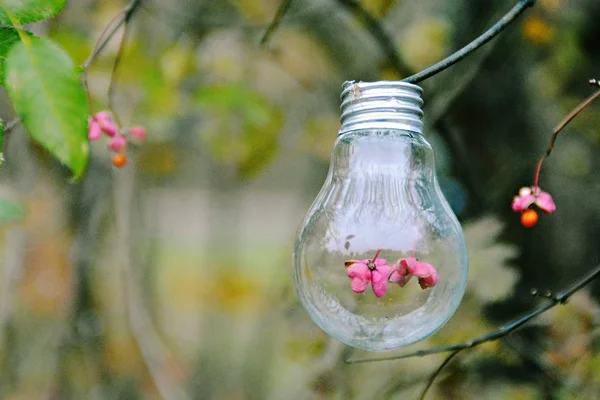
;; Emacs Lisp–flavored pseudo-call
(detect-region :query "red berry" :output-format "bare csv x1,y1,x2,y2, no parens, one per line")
112,153,127,168
520,209,538,228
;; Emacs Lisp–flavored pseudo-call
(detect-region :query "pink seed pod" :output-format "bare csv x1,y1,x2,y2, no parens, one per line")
88,118,102,140
108,135,127,152
128,126,146,141
95,111,117,137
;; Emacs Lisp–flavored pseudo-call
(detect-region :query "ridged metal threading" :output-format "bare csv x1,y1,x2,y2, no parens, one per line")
339,81,424,135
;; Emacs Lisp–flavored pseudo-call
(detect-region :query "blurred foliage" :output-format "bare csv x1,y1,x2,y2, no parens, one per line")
195,84,283,178
0,0,598,399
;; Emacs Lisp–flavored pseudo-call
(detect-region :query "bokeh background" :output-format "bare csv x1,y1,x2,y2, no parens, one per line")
1,0,600,398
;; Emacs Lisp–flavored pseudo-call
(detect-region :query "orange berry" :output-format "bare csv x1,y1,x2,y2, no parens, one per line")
112,153,127,168
520,209,538,228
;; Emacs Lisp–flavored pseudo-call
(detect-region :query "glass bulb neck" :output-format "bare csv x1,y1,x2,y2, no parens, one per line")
339,81,424,136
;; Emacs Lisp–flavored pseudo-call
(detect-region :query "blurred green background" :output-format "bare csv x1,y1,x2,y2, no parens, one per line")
1,0,600,398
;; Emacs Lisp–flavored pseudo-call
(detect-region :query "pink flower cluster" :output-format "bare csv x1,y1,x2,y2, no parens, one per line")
345,254,438,298
88,111,146,166
511,186,556,214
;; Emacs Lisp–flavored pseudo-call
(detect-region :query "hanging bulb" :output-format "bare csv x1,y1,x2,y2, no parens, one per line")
293,81,468,351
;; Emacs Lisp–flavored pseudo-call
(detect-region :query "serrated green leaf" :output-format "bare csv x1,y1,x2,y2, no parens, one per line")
0,0,66,25
5,37,89,179
0,197,24,223
0,27,20,86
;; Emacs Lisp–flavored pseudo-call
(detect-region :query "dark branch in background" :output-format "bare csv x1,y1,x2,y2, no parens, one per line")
418,349,462,400
346,264,600,397
260,0,413,76
335,0,412,78
260,0,534,84
259,0,292,46
402,0,535,83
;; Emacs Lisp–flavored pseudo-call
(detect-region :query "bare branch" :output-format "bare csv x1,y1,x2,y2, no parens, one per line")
82,0,143,71
418,349,463,400
346,264,600,364
107,19,132,126
533,81,600,187
403,0,535,84
336,0,412,77
549,88,600,155
260,0,292,46
81,0,144,113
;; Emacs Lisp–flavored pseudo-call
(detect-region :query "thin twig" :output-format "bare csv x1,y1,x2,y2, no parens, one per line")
346,264,600,364
403,0,535,83
336,0,412,77
533,82,600,187
549,89,600,156
81,0,143,113
260,0,292,46
107,20,131,126
418,349,463,400
82,0,143,71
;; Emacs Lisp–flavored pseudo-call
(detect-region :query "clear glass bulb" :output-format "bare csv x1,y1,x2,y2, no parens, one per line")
293,81,468,351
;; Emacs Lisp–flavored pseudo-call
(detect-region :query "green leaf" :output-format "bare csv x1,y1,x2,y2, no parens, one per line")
0,27,20,86
0,197,24,223
0,0,66,25
5,37,89,179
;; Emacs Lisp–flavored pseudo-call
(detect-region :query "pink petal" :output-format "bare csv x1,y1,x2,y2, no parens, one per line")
95,112,117,137
373,258,388,267
407,260,433,278
350,277,369,294
418,264,438,289
419,276,435,289
88,119,102,140
400,257,416,272
371,264,391,297
108,135,127,152
347,263,370,294
512,193,535,212
390,261,412,287
100,121,117,137
95,111,111,122
129,126,146,141
535,191,556,214
389,269,412,287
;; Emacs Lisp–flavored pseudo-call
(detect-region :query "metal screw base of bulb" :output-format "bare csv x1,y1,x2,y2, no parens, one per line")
339,80,424,136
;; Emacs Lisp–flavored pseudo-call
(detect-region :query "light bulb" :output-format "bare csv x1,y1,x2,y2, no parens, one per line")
293,81,468,351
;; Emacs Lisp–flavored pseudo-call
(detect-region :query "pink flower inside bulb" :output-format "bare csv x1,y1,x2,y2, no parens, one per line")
346,258,392,298
389,257,438,290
